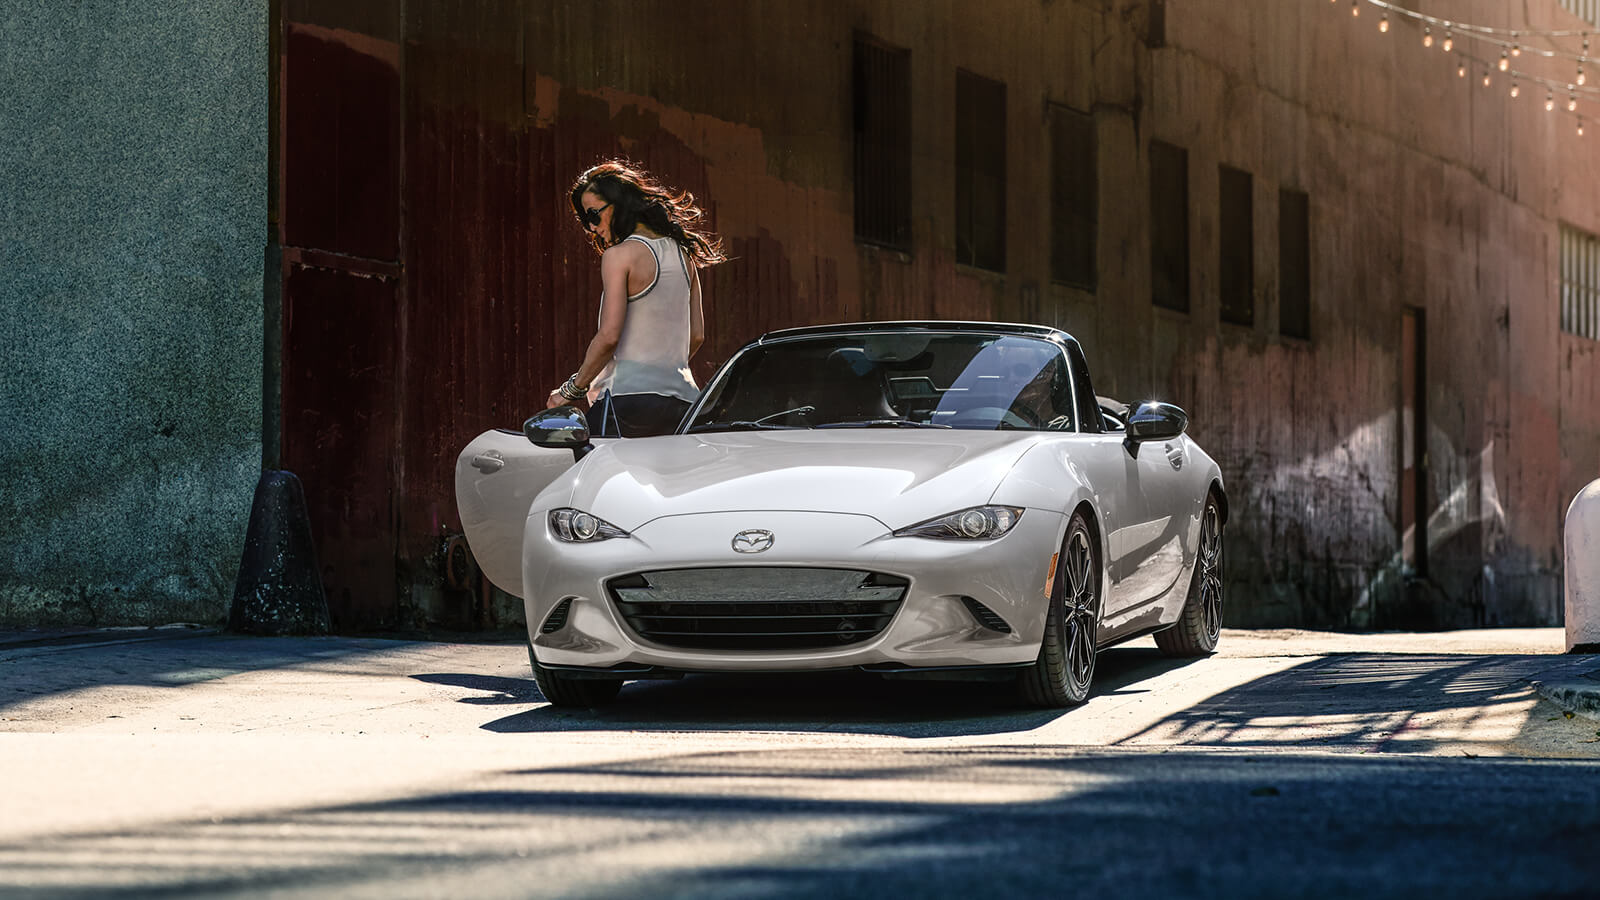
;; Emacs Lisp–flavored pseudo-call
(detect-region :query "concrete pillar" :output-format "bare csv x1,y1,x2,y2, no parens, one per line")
1567,479,1600,653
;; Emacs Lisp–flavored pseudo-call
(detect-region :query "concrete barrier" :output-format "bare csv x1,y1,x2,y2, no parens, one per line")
1567,478,1600,653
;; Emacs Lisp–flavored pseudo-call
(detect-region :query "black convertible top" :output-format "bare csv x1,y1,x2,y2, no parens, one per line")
758,320,1070,343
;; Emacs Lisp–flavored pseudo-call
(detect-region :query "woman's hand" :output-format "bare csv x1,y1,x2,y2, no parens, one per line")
546,389,566,409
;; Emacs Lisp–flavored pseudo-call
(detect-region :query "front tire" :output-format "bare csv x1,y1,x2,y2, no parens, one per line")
529,644,623,707
1018,511,1100,707
1155,493,1224,657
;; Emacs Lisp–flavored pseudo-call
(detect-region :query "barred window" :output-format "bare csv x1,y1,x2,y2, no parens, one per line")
1279,188,1311,340
1049,104,1096,290
1219,164,1254,327
853,34,912,249
1149,140,1190,312
1562,223,1600,341
955,69,1006,272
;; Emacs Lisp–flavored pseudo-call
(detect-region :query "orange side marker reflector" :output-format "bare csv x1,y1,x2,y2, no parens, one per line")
1044,552,1059,599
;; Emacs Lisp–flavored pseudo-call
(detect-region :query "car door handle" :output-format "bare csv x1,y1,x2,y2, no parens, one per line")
471,451,505,473
1165,446,1184,470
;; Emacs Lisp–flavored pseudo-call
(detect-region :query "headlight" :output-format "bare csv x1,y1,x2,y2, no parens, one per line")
548,508,630,543
893,505,1024,540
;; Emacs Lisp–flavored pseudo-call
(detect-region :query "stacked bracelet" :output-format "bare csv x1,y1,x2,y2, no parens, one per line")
557,374,588,402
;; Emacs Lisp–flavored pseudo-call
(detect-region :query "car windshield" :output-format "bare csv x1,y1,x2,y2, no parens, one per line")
686,332,1077,433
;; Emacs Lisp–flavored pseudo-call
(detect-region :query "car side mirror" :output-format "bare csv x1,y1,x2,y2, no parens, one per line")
1125,401,1188,443
524,406,593,461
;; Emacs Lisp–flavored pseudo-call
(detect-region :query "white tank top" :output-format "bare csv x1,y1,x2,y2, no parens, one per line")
589,233,699,403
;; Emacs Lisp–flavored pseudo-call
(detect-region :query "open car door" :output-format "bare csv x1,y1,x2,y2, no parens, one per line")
454,428,597,598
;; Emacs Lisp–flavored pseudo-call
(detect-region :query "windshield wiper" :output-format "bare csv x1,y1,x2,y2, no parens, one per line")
815,419,950,429
686,406,816,433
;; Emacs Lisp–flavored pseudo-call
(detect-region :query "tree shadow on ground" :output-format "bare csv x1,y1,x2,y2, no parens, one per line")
4,746,1599,898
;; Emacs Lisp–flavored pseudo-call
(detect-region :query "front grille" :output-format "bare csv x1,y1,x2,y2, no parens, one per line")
608,567,908,651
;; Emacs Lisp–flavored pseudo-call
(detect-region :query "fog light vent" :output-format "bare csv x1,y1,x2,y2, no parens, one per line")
541,598,575,634
960,596,1011,633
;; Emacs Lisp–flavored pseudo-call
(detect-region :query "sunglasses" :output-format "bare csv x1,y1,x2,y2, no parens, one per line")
580,202,612,230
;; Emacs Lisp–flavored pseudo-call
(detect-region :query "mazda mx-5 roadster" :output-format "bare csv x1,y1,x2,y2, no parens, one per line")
456,321,1228,708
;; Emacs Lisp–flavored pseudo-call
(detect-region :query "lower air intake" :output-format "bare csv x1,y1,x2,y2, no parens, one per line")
540,598,575,634
608,567,908,651
960,596,1012,633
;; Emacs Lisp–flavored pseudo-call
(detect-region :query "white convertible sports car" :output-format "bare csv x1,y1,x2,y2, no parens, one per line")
456,321,1227,708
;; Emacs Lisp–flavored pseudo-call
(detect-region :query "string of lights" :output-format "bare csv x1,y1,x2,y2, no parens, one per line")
1333,0,1597,135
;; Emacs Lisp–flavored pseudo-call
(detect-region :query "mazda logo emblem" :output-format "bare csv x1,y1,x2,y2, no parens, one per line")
732,529,775,553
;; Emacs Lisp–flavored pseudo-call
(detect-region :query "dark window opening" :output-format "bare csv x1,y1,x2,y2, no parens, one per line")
1219,164,1254,327
1279,188,1311,339
853,35,911,249
1050,105,1096,291
1149,140,1189,312
955,70,1006,272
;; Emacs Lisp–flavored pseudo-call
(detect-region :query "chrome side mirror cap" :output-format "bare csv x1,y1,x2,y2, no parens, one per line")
1125,400,1188,442
525,406,593,461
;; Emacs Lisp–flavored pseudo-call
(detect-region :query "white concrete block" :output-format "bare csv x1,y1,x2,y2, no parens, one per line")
1566,479,1600,653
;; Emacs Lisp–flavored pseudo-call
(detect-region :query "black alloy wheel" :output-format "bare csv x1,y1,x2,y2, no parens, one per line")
1155,493,1224,657
1018,511,1100,707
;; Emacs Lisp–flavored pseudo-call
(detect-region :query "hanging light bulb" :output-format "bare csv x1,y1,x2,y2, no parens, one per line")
1482,71,1492,87
1351,0,1359,17
1458,59,1467,78
1580,118,1586,137
1569,90,1579,112
1511,36,1521,57
1499,51,1509,72
1547,90,1556,111
1443,30,1454,52
1580,65,1587,87
1510,77,1520,98
1423,27,1433,48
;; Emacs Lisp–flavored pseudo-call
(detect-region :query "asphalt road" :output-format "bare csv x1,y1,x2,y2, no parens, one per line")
2,628,1598,898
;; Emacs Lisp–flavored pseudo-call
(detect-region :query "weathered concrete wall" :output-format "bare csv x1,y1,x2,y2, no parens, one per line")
481,0,1597,628
0,2,267,625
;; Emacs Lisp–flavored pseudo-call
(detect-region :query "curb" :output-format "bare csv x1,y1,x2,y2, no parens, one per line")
0,624,219,651
1531,666,1600,722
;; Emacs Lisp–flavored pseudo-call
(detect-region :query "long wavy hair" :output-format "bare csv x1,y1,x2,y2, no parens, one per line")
569,160,726,267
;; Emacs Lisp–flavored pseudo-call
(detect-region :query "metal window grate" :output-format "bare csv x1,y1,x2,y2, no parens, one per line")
1219,164,1255,327
1150,140,1190,312
1562,224,1600,341
1050,105,1097,291
955,69,1007,272
853,34,912,250
1561,0,1599,27
1279,188,1311,340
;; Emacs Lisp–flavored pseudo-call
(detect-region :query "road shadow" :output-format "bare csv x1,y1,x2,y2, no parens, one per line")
459,645,1189,738
5,746,1599,897
1114,652,1592,753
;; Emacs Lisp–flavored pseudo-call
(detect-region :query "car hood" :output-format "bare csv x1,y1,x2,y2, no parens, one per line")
567,430,1047,532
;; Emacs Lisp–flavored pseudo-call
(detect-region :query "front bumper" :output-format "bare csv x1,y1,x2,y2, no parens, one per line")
522,508,1065,671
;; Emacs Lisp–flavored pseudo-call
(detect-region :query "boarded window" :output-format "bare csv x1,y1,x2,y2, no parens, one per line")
1279,188,1311,339
955,70,1006,272
1562,223,1600,341
1219,164,1254,327
853,35,911,249
1050,105,1096,290
1149,140,1189,312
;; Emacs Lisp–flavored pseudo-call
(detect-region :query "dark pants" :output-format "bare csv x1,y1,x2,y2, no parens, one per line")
587,392,692,437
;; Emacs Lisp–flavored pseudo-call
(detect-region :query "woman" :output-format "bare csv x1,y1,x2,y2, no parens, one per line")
548,160,725,437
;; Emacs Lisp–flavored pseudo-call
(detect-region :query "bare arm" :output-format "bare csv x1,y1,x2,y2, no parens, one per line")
547,246,632,408
688,262,705,360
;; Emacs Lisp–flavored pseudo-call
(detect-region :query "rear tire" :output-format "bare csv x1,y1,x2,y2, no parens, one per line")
1018,511,1100,707
1154,494,1224,657
529,644,623,707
